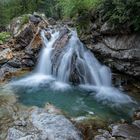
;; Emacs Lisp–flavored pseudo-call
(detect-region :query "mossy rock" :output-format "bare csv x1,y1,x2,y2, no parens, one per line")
8,14,30,37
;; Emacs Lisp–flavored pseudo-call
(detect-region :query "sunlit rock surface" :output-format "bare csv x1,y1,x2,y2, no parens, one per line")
6,107,82,140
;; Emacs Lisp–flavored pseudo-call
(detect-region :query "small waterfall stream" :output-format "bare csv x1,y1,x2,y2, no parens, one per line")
10,28,135,108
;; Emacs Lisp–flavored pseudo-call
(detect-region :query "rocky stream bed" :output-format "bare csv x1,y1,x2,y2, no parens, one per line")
0,13,140,140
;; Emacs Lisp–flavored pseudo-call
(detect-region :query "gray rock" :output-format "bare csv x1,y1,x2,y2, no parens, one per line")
132,120,140,128
7,58,22,68
87,34,140,76
30,108,82,140
7,107,83,140
48,18,56,25
6,128,25,140
112,124,140,140
94,135,108,140
100,22,112,35
0,48,13,64
0,64,18,81
29,15,42,24
21,59,34,67
16,26,33,48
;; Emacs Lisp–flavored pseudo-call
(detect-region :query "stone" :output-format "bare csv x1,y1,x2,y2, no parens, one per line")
100,22,113,35
0,48,13,64
132,120,140,128
87,34,140,76
133,109,140,120
6,107,83,140
112,124,140,140
48,17,56,25
29,15,41,24
21,59,35,67
7,58,22,68
94,135,108,140
8,15,30,37
29,108,82,140
45,31,51,40
15,25,33,49
0,64,18,81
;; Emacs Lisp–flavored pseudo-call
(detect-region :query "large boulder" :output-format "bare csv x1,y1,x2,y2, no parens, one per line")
6,107,83,140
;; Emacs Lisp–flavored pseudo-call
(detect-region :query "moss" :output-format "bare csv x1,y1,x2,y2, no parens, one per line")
0,32,11,44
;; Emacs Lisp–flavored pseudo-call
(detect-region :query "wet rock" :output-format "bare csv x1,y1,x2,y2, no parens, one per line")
0,48,13,64
52,28,69,74
45,31,51,40
44,103,62,115
112,124,140,139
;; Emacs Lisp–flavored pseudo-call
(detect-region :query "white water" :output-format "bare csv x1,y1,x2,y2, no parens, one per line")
36,31,59,75
10,29,135,105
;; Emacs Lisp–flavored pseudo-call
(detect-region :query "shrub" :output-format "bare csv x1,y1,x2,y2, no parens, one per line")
58,0,101,18
0,32,11,44
99,0,140,31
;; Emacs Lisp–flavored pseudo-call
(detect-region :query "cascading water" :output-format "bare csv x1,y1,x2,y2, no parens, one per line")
10,28,135,106
36,30,59,75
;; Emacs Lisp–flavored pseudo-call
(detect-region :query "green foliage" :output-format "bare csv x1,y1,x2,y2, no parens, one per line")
0,0,140,32
58,0,100,18
99,0,140,31
38,0,60,19
0,0,44,27
20,15,29,26
0,32,11,44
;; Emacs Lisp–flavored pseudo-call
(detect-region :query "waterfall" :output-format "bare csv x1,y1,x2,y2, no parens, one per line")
10,28,134,105
36,30,112,87
36,30,59,75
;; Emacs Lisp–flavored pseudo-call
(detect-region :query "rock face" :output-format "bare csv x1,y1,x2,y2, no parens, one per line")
112,124,140,140
0,48,13,64
0,14,48,82
6,107,82,140
80,22,140,77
